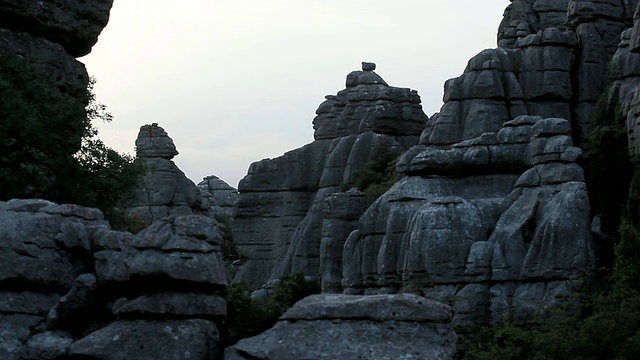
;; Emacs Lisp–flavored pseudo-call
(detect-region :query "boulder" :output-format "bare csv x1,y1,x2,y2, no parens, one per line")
0,0,113,57
224,294,457,360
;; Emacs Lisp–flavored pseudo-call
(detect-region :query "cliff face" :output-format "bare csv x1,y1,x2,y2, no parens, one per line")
233,63,428,288
0,0,113,97
233,0,640,330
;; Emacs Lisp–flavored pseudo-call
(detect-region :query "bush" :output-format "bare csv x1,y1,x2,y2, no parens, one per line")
343,140,401,204
0,56,143,224
223,273,320,345
457,221,640,360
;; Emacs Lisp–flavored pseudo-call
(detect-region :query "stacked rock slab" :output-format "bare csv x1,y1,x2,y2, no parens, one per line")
343,115,595,328
224,294,457,360
233,63,428,289
0,199,228,359
126,123,207,225
0,0,113,98
498,0,638,149
198,175,239,219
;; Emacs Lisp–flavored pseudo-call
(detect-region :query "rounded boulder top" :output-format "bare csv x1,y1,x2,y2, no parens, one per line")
361,62,376,71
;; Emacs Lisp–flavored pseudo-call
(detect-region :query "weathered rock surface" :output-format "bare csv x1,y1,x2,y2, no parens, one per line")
198,175,239,219
343,115,595,328
0,0,113,57
0,199,228,359
69,319,221,360
233,63,428,289
126,123,208,225
224,294,457,360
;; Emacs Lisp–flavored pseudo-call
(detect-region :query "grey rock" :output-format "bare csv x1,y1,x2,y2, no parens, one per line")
225,294,457,360
0,314,43,360
69,319,221,360
127,124,207,225
113,293,227,318
319,190,368,293
0,199,106,289
0,292,60,316
135,123,179,159
0,0,113,57
22,331,73,360
0,28,88,97
234,65,427,288
197,175,239,218
282,293,452,322
95,215,228,288
47,274,97,330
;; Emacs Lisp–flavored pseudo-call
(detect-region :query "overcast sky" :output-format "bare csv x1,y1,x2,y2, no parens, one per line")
81,0,507,188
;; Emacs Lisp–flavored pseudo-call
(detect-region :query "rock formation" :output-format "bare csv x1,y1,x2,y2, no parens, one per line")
233,62,429,288
224,294,457,360
198,175,239,219
0,199,228,359
126,123,208,225
0,0,113,97
341,115,595,327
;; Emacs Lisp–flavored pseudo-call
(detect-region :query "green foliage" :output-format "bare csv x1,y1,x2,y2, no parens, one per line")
215,215,239,260
457,221,640,360
0,56,143,223
343,140,401,204
586,91,634,235
223,273,320,345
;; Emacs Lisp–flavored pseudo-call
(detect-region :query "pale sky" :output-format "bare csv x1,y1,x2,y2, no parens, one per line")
81,1,508,188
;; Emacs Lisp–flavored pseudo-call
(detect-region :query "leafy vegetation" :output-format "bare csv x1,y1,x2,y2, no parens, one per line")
223,273,320,345
0,56,143,228
584,90,634,265
343,140,401,204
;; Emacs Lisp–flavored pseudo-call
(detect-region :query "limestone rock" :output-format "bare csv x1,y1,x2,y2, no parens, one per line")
234,64,428,288
112,293,227,319
69,319,221,360
198,175,239,219
343,116,594,327
0,199,107,290
95,215,228,288
224,294,457,360
319,190,368,293
22,331,73,360
0,0,113,57
0,28,88,97
126,124,206,225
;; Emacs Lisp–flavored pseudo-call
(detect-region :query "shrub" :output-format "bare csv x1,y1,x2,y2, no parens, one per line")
0,56,143,225
343,140,401,204
223,273,320,345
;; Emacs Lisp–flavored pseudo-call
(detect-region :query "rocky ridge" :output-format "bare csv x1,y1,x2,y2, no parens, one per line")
224,294,457,360
0,199,228,359
233,62,428,288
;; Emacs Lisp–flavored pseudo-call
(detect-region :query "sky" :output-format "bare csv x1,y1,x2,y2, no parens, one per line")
80,0,508,188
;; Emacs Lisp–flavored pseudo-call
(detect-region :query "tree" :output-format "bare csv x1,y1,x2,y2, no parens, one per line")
0,56,142,225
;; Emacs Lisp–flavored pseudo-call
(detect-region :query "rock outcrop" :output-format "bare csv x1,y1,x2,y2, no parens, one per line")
126,123,208,225
341,114,595,327
224,294,457,360
198,175,239,219
0,0,113,96
0,199,228,359
233,62,428,288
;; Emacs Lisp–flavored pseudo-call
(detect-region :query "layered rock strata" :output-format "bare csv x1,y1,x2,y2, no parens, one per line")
233,63,428,288
224,294,457,360
198,175,239,219
0,199,228,359
126,123,208,225
0,0,113,97
341,114,595,327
